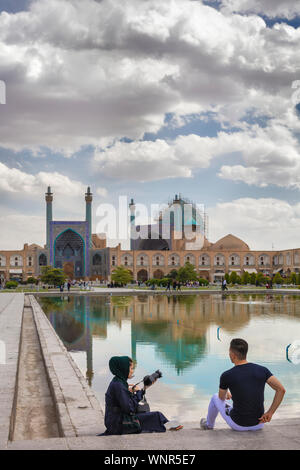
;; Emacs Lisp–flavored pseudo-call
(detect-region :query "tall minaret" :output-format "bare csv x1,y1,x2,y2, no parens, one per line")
45,186,53,248
129,198,136,250
85,186,93,247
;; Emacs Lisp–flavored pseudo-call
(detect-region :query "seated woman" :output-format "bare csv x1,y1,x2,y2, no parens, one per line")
102,356,169,435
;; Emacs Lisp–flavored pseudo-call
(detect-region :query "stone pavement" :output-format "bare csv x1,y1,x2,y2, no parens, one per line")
6,418,300,450
0,293,24,450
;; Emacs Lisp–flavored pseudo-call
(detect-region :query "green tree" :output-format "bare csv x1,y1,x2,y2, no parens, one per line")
273,272,283,285
198,277,209,286
229,271,238,284
177,262,198,283
111,265,133,285
256,272,265,286
27,276,38,285
40,266,66,286
290,272,297,285
225,273,230,284
241,271,250,285
5,280,18,289
250,272,256,285
166,269,178,280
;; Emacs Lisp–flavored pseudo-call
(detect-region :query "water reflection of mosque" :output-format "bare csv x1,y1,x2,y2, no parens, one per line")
39,294,300,384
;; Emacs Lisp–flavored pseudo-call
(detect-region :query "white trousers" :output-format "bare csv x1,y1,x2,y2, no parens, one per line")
206,393,264,432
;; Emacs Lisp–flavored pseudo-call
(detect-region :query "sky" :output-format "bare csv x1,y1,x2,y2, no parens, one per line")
1,0,300,251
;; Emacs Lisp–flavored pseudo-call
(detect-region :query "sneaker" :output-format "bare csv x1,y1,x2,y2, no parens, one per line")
200,418,213,430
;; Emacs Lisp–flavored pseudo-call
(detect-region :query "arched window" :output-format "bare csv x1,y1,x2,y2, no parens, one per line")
10,255,23,267
93,254,102,266
39,253,47,266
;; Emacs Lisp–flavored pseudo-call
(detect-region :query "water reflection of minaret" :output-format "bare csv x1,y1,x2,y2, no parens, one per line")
85,296,94,386
131,325,137,363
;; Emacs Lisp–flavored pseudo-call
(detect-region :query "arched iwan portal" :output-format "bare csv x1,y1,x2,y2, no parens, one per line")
55,229,85,278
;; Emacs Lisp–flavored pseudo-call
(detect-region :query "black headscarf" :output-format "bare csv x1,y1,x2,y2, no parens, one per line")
109,356,131,388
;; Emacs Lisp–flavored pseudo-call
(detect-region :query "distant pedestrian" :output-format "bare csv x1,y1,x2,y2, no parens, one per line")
67,281,71,292
222,279,228,291
166,280,171,292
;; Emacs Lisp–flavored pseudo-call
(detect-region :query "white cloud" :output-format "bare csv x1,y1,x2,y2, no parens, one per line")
96,187,108,197
218,0,300,19
93,123,300,186
0,0,300,155
0,213,45,250
94,135,214,181
0,161,87,195
208,197,300,250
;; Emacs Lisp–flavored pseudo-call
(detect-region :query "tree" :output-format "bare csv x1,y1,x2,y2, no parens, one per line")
229,271,238,284
111,265,133,285
290,272,297,285
250,272,256,285
273,272,283,285
225,273,230,284
166,269,178,280
5,281,18,289
241,271,250,285
198,277,209,286
256,272,265,285
40,266,66,286
177,262,198,283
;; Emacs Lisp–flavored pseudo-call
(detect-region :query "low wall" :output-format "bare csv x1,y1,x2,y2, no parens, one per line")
29,295,105,437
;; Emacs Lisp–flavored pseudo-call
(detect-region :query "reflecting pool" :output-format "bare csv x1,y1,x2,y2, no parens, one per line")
38,293,300,424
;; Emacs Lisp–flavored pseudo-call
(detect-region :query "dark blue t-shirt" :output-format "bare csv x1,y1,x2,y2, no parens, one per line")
219,363,273,427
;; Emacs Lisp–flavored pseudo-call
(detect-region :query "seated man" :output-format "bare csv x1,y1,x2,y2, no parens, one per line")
201,338,285,431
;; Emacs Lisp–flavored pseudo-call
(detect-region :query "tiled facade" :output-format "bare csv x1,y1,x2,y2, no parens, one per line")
1,192,299,283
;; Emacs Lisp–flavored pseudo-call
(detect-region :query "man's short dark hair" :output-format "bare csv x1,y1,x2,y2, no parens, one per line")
230,338,248,359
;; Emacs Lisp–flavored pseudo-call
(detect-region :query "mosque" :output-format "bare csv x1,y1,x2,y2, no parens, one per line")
0,187,300,283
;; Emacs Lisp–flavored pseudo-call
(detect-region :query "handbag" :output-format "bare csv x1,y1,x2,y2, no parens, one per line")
137,395,150,413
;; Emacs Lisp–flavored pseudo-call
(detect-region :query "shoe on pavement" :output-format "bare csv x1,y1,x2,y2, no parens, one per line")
200,418,213,430
169,425,184,431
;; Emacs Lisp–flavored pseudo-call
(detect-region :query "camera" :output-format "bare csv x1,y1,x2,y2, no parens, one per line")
143,370,162,387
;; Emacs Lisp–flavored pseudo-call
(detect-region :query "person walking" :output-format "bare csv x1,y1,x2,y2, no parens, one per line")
200,338,285,432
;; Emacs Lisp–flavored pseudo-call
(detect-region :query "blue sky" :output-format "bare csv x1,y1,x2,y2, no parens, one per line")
0,0,31,13
1,0,300,250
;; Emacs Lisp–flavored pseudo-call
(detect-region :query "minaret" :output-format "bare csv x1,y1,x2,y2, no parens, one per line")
45,186,53,248
129,198,135,250
85,186,93,247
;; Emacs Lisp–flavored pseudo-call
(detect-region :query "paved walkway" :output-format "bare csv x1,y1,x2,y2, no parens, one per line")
0,293,24,449
6,418,300,450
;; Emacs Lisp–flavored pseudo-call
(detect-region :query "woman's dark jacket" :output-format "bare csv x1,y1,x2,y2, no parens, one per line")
104,379,168,435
